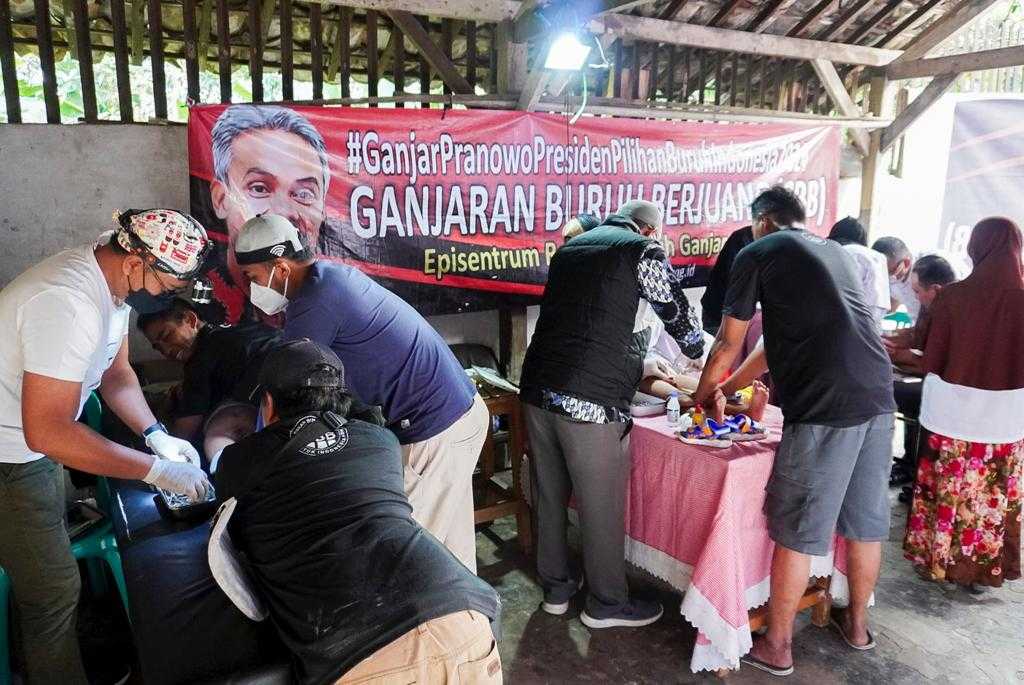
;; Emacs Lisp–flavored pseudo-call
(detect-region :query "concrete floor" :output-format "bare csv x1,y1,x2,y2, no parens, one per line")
478,497,1024,684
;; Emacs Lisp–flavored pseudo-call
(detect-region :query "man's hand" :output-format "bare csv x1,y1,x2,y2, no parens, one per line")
146,429,201,467
143,459,212,502
642,357,674,381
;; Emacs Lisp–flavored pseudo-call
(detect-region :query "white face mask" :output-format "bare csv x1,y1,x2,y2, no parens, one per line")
249,267,289,315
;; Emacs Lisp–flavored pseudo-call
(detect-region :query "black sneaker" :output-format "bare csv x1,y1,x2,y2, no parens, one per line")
580,599,663,629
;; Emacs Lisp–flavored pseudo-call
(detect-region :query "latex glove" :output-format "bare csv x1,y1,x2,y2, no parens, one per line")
143,458,211,502
146,429,201,468
642,357,674,381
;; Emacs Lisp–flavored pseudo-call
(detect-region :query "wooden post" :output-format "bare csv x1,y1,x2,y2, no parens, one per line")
33,0,61,123
441,17,453,105
859,75,889,232
495,18,525,95
247,0,263,102
280,0,293,100
338,7,350,98
392,21,405,106
71,0,96,121
310,3,323,100
183,0,200,103
465,21,477,91
129,0,144,65
109,0,133,120
198,0,213,71
216,0,231,102
148,0,167,118
0,0,20,122
366,10,378,105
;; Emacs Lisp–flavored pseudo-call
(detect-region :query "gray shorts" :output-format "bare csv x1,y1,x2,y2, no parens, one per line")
765,413,895,556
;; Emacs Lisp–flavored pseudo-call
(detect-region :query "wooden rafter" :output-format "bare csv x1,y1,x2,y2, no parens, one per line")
892,0,1000,62
847,0,903,45
888,44,1024,80
810,57,869,155
874,0,942,48
744,0,795,33
387,10,473,94
708,0,743,28
786,0,833,38
811,0,874,42
596,13,900,66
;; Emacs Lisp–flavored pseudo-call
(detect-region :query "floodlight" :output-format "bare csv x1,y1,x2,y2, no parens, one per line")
544,32,592,71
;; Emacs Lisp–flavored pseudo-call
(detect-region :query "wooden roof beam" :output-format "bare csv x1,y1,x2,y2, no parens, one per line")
887,44,1024,80
847,0,903,45
744,0,796,33
594,13,901,66
891,0,1000,63
786,0,833,38
811,0,874,42
386,10,474,93
810,57,869,155
707,0,743,28
318,0,518,23
873,0,943,48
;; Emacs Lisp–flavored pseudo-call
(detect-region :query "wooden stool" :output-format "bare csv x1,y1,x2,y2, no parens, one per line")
473,391,532,554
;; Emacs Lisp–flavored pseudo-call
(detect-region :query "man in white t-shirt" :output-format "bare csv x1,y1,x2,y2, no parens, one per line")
0,209,213,683
829,217,891,324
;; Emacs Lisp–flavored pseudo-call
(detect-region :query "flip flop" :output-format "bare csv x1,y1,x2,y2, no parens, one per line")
830,613,876,651
679,418,732,449
725,414,770,442
740,654,794,677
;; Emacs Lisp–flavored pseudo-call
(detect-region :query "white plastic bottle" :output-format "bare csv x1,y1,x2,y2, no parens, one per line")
666,391,681,427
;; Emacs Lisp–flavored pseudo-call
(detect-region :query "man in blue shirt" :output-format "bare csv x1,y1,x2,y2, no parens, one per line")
232,214,487,572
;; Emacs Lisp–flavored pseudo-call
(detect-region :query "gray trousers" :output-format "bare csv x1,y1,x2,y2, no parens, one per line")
0,459,87,685
524,404,630,617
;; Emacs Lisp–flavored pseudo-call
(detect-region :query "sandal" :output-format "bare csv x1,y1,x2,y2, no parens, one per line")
830,609,876,650
740,653,794,677
679,418,732,448
725,414,769,441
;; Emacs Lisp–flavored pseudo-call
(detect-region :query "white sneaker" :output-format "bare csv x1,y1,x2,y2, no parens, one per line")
580,599,664,629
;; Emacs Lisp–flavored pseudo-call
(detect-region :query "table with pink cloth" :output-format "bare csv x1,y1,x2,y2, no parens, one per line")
624,405,856,673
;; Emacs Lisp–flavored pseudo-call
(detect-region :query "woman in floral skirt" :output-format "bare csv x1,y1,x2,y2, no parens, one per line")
903,217,1024,587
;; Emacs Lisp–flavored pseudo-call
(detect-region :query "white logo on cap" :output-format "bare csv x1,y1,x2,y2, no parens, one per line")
269,244,286,257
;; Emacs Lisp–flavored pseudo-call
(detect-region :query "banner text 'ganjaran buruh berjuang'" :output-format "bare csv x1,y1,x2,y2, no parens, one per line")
188,104,839,320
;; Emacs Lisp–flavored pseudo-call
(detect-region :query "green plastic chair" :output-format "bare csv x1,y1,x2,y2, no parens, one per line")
883,311,913,329
0,566,9,685
71,393,131,623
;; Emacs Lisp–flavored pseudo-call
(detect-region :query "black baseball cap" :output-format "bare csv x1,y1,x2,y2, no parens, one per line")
250,339,346,400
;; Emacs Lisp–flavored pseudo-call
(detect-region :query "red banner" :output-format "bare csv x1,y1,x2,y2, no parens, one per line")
188,104,838,321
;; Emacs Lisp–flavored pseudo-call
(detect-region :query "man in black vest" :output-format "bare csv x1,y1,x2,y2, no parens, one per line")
521,200,701,629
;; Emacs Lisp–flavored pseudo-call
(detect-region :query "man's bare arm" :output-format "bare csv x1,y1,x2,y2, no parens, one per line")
99,338,158,435
693,315,751,406
719,343,769,397
22,372,154,479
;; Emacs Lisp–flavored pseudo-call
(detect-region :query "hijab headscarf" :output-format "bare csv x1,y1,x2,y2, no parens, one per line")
923,217,1024,390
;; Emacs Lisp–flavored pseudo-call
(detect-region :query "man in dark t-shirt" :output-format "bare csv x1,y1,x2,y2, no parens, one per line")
693,186,895,678
214,340,501,684
138,300,281,444
700,225,754,334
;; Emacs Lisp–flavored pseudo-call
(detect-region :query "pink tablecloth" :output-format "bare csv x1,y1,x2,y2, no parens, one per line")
624,406,854,672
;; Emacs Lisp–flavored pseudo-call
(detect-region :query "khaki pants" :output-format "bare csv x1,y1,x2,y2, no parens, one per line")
403,395,488,573
337,611,501,684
